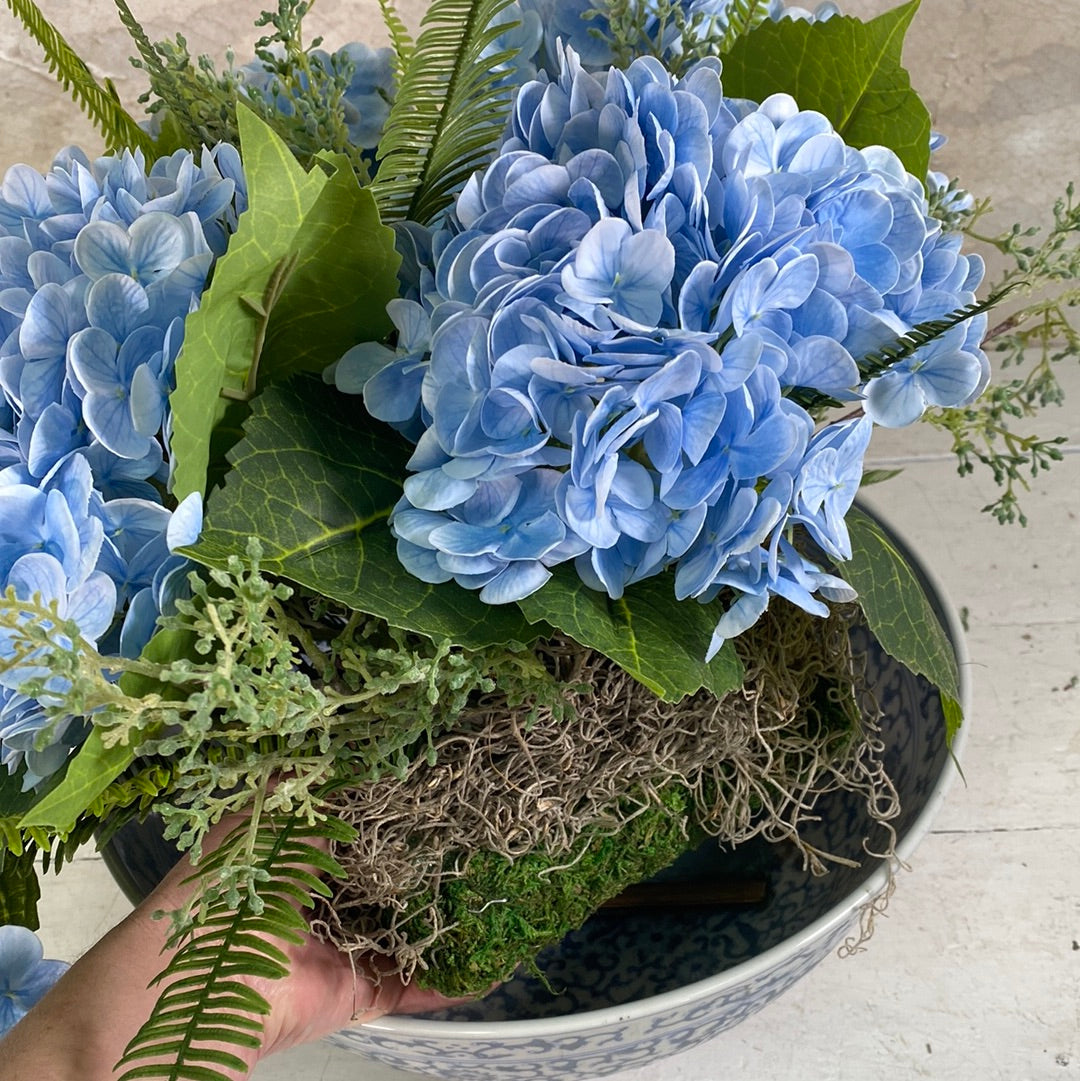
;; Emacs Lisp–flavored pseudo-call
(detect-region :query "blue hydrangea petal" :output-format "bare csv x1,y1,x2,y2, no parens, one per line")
25,402,85,478
862,368,925,427
19,282,87,361
786,335,859,395
0,923,43,987
705,589,770,661
403,468,478,511
68,326,119,393
64,572,118,644
72,220,132,280
85,274,151,340
82,390,148,460
327,341,390,396
129,363,166,437
395,537,454,584
478,560,551,604
166,492,203,550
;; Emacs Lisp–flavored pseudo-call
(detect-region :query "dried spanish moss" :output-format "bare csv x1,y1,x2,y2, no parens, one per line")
309,602,899,987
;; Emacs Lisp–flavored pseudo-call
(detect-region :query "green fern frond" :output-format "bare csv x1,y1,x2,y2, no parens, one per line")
371,0,521,225
857,283,1024,380
116,815,352,1081
2,0,155,156
377,0,415,81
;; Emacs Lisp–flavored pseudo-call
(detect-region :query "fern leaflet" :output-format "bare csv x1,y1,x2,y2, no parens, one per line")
856,283,1024,380
371,0,521,225
2,0,155,156
116,815,354,1081
378,0,415,82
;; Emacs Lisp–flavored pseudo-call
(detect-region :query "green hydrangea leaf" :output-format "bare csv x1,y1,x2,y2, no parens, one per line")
837,505,962,737
185,376,542,651
118,626,200,701
0,761,36,820
259,152,399,382
0,848,40,930
515,568,744,702
169,105,327,501
720,0,931,178
18,728,134,833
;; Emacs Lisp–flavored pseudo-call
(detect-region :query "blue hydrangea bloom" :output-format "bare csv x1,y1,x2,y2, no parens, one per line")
0,925,69,1037
0,145,238,785
0,145,239,501
341,44,989,654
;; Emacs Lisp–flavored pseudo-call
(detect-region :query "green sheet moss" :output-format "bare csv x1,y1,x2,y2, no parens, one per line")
413,785,703,997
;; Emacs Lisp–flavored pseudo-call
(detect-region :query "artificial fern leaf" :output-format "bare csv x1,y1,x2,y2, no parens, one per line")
857,282,1024,379
378,0,415,81
2,0,155,157
371,0,522,224
116,816,352,1081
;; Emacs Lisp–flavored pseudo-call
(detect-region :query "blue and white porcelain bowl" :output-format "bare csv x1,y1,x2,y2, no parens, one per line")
323,516,969,1080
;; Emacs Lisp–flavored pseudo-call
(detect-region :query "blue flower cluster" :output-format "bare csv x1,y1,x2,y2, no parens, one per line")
0,145,233,785
344,47,988,656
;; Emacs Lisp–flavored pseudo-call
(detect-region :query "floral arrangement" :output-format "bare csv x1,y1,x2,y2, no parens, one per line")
0,0,1076,1077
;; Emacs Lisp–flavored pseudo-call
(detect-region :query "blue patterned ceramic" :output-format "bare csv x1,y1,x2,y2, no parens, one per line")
102,508,967,1081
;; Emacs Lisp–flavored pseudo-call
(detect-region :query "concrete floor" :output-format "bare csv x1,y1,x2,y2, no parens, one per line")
1,1,1078,1078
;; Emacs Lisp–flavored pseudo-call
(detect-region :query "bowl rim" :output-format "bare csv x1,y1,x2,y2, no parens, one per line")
352,504,972,1042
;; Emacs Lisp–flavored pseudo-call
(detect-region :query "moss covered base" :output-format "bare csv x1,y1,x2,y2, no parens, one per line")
415,787,702,997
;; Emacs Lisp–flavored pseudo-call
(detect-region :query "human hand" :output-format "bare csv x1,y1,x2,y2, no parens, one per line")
0,812,467,1080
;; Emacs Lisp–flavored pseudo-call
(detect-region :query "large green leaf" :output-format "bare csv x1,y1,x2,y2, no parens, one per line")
18,728,134,833
720,0,931,178
168,112,401,503
259,152,399,381
516,568,744,703
837,506,962,739
169,105,327,501
185,377,542,651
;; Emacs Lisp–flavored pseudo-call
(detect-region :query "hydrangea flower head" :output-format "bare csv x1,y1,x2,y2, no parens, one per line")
0,145,239,500
344,44,989,652
0,144,238,784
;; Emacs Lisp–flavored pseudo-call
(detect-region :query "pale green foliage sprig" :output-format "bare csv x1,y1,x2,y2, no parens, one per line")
924,183,1080,524
926,176,980,233
0,589,178,743
1,543,571,859
115,0,370,179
